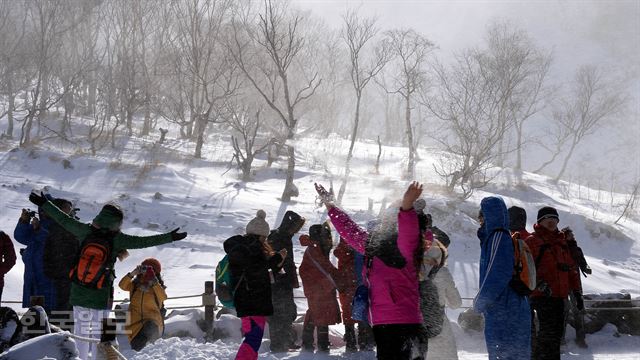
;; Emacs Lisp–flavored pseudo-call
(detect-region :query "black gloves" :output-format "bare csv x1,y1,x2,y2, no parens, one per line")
29,192,47,207
575,291,585,311
170,227,187,241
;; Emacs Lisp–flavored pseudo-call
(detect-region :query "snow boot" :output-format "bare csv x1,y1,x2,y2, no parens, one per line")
358,322,375,351
301,320,315,352
344,324,357,352
317,326,330,353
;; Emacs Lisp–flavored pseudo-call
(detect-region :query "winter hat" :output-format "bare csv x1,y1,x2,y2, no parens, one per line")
537,206,559,223
141,258,161,274
279,211,306,233
246,210,270,237
92,204,124,231
309,223,331,243
508,206,527,231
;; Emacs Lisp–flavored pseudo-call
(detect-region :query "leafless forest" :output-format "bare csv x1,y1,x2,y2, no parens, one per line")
0,0,633,201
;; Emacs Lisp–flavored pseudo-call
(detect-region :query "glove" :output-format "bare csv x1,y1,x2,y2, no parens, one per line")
29,192,47,207
575,291,585,311
170,227,187,241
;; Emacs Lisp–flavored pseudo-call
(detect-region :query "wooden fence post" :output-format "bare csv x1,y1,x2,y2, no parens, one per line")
203,281,216,341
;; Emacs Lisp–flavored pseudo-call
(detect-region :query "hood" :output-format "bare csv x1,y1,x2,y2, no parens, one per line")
478,197,509,241
508,206,527,232
278,211,306,234
224,234,260,254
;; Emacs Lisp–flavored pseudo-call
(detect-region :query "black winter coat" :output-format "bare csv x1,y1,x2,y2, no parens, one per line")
43,221,78,280
267,211,305,288
224,234,284,317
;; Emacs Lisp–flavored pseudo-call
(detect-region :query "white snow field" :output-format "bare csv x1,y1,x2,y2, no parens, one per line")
0,129,638,359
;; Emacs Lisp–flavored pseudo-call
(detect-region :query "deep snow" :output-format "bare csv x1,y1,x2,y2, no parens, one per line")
0,127,638,359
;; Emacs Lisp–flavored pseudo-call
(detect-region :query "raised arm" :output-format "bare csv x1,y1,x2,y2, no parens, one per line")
114,232,173,250
397,181,423,259
328,207,368,254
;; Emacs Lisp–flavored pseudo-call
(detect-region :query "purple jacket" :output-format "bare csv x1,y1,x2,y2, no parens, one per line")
328,207,422,326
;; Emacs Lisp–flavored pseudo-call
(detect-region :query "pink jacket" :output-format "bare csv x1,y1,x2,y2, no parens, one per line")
328,207,422,326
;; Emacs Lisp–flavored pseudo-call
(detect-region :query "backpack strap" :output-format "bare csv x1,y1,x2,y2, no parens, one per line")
307,248,338,288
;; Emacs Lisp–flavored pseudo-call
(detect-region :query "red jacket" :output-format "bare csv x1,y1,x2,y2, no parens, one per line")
0,231,17,288
526,225,581,298
299,235,341,326
333,239,357,325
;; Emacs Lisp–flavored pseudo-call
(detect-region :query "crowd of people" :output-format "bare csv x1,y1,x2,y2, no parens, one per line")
0,183,591,360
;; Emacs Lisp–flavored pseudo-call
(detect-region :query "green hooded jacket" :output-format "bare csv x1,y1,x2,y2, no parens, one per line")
41,201,173,309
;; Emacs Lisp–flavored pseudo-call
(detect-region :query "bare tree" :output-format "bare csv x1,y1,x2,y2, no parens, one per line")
0,1,29,139
167,0,238,158
426,50,509,198
336,10,389,204
546,65,626,181
380,28,434,178
481,21,552,170
229,0,322,201
224,102,272,181
614,177,640,224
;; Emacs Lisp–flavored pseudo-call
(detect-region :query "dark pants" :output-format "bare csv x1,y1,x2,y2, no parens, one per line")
531,297,565,360
372,323,425,360
269,280,297,351
49,278,73,331
130,320,160,351
358,321,376,351
563,294,586,345
301,310,329,352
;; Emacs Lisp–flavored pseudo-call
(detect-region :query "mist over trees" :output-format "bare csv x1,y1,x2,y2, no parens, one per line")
0,0,633,200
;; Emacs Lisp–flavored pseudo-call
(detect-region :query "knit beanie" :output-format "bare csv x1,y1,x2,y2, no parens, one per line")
537,206,559,223
92,204,124,231
508,206,527,231
142,258,161,274
246,210,270,237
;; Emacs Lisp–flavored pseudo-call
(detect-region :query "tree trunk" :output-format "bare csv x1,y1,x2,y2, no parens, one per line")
141,91,151,136
404,94,415,179
6,77,15,138
515,123,523,170
555,138,578,182
375,136,382,174
87,73,97,116
337,93,362,204
281,141,297,202
194,115,206,159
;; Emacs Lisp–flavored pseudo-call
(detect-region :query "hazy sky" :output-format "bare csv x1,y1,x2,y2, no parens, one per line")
292,0,640,83
292,0,640,184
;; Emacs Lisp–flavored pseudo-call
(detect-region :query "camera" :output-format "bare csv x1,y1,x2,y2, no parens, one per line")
26,209,37,218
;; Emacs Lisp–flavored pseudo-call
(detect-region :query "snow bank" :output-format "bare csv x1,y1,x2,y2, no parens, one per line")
0,332,79,360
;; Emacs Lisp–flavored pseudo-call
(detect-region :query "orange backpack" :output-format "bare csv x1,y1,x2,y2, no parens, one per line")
69,229,116,289
509,232,536,296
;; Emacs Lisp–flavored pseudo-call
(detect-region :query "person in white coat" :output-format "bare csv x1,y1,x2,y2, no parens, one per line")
423,243,462,360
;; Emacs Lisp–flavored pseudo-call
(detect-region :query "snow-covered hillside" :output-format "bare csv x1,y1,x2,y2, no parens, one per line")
0,130,638,359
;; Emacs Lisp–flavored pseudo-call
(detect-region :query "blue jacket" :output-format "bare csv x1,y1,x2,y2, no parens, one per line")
14,215,57,311
474,197,530,360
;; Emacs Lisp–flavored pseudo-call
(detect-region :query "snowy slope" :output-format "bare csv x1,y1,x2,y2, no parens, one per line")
0,128,638,359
